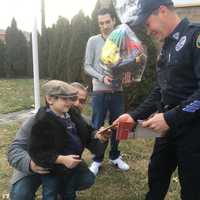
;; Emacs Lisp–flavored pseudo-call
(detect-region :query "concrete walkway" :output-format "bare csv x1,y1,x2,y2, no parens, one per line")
0,109,34,125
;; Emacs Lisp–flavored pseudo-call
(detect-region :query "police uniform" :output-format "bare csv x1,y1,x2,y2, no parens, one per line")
130,18,200,200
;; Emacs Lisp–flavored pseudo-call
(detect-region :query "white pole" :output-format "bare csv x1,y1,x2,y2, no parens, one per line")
32,17,40,112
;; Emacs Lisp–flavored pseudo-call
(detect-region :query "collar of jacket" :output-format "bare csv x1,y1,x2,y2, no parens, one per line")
166,18,189,42
35,106,80,121
35,106,92,146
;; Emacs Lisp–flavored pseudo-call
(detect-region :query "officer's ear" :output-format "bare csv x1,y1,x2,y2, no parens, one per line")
159,5,170,16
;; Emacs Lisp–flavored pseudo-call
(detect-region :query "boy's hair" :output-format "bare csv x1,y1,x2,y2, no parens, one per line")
97,8,115,19
70,82,88,92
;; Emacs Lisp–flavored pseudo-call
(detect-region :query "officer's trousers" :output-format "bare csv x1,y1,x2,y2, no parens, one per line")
145,120,200,200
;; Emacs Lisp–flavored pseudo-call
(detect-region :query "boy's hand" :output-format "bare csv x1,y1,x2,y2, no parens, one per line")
56,155,81,169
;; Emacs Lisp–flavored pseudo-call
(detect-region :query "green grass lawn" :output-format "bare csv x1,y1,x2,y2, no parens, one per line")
0,79,181,199
0,123,181,200
0,122,20,199
0,79,46,114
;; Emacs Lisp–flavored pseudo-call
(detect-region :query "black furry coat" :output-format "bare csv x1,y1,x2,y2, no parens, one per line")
28,106,99,173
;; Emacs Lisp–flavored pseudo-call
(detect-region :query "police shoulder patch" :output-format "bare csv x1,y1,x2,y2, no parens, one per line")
196,34,200,48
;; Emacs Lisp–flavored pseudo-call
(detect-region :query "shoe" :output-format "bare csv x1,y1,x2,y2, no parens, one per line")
89,161,102,175
110,156,129,171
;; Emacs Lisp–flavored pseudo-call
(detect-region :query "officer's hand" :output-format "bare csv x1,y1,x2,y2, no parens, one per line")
103,75,113,85
30,160,50,174
56,155,81,169
141,113,169,135
113,113,136,126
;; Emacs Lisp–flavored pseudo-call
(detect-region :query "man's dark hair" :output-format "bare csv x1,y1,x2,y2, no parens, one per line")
97,8,115,19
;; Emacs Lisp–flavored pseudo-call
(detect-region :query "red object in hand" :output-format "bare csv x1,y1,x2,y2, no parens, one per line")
116,121,133,140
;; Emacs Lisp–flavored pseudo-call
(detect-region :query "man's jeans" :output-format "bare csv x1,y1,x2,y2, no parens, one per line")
91,92,124,162
10,174,58,200
59,168,95,200
10,174,41,200
10,169,95,200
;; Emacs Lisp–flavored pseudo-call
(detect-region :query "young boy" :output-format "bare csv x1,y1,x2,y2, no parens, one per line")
28,80,109,200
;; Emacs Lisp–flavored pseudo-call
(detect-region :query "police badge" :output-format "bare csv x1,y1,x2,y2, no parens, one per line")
196,34,200,48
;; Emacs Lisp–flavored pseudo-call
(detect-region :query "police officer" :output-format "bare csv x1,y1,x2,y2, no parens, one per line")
114,0,200,199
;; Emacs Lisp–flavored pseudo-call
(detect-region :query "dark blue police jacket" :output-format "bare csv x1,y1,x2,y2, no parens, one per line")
130,18,200,131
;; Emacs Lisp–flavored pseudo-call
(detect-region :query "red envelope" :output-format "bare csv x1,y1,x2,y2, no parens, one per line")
116,122,133,140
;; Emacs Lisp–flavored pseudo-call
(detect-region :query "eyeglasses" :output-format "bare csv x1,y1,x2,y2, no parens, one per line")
78,98,87,104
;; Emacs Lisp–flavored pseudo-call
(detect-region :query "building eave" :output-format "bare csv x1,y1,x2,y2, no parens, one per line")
175,3,200,8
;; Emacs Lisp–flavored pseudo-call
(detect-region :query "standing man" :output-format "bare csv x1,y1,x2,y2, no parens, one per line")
114,0,200,199
84,8,129,175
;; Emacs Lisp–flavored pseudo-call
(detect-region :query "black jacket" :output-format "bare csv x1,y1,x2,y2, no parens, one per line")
28,106,97,173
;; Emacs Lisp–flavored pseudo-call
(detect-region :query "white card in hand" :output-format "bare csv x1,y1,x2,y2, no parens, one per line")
133,124,161,139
